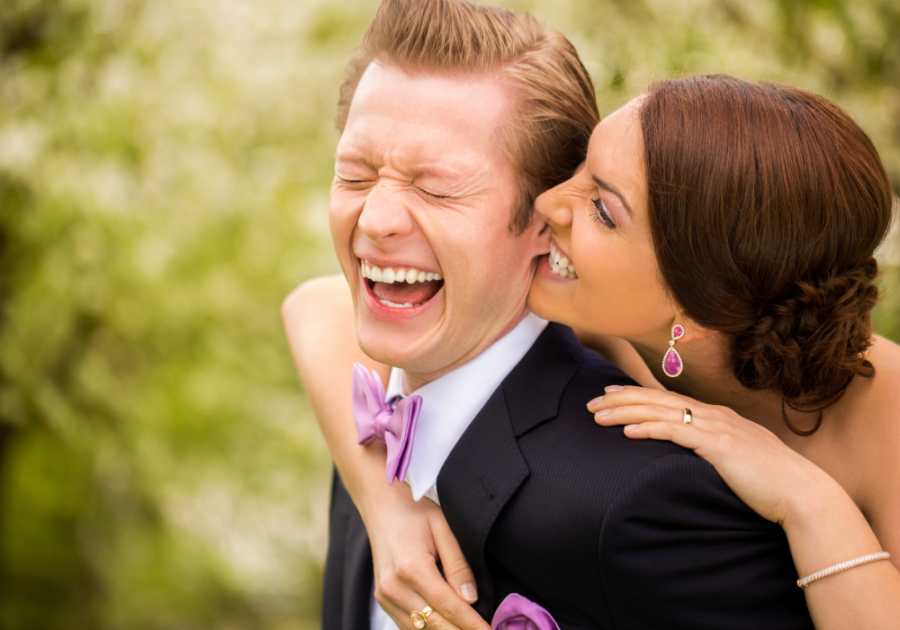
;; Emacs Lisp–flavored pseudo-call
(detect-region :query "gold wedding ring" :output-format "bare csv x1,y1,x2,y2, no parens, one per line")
410,605,434,629
683,408,693,425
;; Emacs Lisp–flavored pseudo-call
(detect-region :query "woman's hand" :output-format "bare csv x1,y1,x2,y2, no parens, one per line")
586,385,831,526
283,278,487,629
360,482,489,630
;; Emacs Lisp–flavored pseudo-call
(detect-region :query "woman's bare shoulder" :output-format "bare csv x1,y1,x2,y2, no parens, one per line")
282,273,353,329
840,336,900,446
282,273,364,364
863,335,900,422
846,336,900,545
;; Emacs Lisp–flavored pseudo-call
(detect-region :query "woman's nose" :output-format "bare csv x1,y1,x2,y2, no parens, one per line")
534,180,574,229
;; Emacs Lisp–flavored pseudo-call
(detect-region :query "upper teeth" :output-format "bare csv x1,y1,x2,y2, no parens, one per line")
361,261,443,284
550,242,578,279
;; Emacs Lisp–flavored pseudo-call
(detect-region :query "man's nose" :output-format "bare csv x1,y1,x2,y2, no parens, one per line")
534,181,574,228
357,183,415,242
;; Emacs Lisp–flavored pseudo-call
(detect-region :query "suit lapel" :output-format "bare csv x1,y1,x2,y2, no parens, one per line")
503,323,585,437
436,323,584,615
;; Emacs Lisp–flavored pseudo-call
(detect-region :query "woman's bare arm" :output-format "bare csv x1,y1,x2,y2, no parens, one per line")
282,274,488,630
282,275,390,512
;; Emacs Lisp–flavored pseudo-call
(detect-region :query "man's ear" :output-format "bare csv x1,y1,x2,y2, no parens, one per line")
522,210,551,257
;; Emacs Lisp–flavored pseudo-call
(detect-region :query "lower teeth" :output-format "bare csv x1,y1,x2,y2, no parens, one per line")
379,299,418,308
551,263,578,279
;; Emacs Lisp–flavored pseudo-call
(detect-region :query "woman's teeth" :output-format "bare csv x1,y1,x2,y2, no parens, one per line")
549,242,578,279
360,261,442,284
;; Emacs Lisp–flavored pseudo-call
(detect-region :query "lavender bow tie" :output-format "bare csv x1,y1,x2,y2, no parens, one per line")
492,594,560,630
352,363,422,485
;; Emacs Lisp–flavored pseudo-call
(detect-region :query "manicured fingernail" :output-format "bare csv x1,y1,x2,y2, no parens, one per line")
586,396,603,411
605,385,623,392
624,424,637,431
595,409,611,418
460,582,477,602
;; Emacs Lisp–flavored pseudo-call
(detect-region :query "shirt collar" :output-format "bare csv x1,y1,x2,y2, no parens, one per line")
386,312,548,501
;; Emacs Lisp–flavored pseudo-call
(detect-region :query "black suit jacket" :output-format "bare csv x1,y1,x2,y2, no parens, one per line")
322,323,813,629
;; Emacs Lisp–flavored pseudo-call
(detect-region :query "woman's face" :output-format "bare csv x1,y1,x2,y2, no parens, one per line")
528,98,676,343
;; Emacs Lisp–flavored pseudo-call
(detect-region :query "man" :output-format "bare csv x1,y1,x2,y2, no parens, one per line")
284,1,814,629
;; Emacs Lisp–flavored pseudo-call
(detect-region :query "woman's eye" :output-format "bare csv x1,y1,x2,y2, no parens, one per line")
591,197,617,229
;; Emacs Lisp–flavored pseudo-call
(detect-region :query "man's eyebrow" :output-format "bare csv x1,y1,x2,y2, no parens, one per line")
332,156,466,181
416,162,467,180
334,152,365,163
592,174,633,217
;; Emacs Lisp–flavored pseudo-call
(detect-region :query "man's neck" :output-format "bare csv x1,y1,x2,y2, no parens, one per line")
401,308,531,394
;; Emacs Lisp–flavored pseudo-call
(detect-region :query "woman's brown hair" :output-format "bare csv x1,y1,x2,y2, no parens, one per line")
639,75,895,430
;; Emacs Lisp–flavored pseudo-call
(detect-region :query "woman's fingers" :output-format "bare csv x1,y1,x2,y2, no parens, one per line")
594,403,692,426
366,490,487,630
376,575,455,630
621,420,705,451
431,515,478,604
388,576,487,630
378,596,461,630
586,384,694,413
382,554,488,630
410,572,489,630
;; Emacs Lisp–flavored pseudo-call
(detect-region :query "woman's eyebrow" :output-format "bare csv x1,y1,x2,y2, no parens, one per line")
592,174,633,217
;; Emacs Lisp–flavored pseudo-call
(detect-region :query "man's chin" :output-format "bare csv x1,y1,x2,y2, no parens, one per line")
358,340,428,375
355,316,436,371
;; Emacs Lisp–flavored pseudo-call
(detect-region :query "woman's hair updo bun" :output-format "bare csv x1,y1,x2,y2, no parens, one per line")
639,76,894,427
732,258,879,413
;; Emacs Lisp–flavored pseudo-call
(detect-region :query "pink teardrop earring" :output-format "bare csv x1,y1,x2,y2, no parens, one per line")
662,324,685,377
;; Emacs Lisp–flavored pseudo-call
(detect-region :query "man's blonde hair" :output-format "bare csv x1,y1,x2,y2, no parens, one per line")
336,0,599,233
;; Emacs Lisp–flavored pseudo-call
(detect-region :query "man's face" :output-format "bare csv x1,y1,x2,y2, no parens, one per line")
330,62,546,381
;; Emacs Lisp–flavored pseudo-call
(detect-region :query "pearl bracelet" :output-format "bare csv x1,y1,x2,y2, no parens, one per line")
797,551,891,588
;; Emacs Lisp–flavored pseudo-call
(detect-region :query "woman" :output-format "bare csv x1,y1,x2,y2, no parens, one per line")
284,75,900,630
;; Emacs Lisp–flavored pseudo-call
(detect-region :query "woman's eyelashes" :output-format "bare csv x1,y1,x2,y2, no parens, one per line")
591,197,617,229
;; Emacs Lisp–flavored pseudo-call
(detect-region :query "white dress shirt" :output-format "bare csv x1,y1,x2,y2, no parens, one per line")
371,312,548,630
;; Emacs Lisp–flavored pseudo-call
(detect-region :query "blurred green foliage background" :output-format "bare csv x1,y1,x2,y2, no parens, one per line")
0,0,897,628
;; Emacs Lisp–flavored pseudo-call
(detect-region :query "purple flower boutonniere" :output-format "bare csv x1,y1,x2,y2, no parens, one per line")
491,594,561,630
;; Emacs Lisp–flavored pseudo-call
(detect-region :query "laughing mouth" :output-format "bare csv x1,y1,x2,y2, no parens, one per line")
361,260,444,308
549,242,578,279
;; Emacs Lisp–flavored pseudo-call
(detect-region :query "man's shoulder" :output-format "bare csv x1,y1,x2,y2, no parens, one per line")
543,344,688,456
510,325,689,465
572,345,639,390
502,323,712,487
520,342,777,537
512,341,704,498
